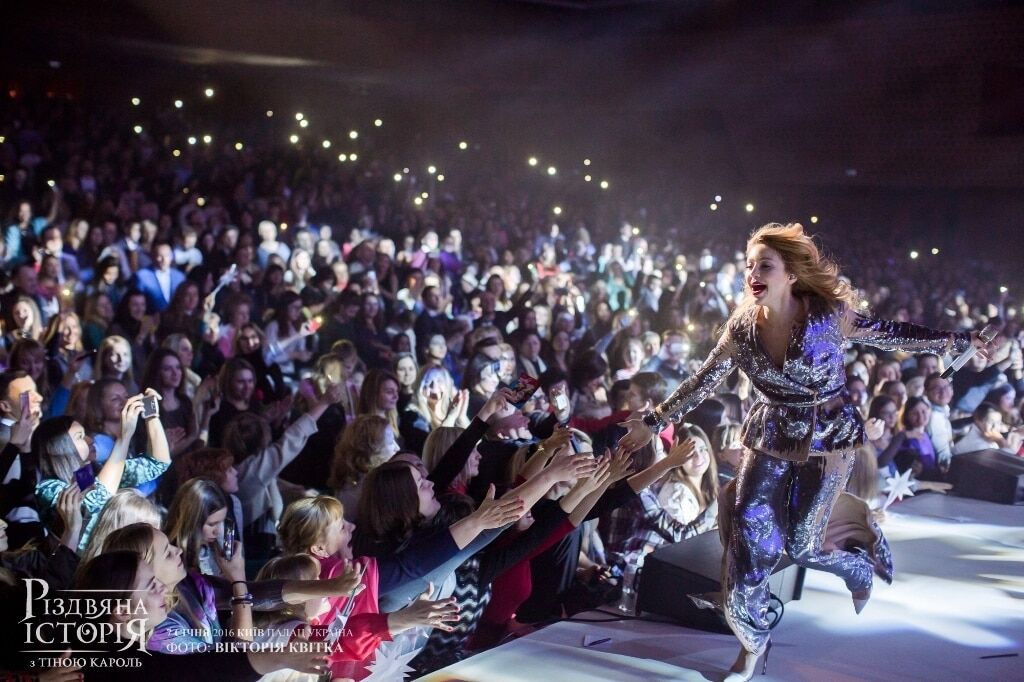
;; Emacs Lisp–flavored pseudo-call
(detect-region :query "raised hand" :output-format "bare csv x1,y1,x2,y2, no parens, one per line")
471,484,526,529
665,437,696,466
213,538,247,583
545,452,598,482
119,395,145,443
480,387,514,422
329,561,366,597
389,583,460,633
616,411,654,455
606,446,634,483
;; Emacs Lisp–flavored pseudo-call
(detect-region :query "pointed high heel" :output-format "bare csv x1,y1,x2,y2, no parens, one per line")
852,586,871,614
761,640,772,675
723,640,771,682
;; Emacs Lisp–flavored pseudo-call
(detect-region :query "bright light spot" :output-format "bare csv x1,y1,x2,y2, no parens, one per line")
860,300,869,308
280,223,288,230
196,197,206,207
47,179,56,188
413,197,423,206
187,136,197,145
632,227,640,236
0,136,5,143
403,167,410,174
234,142,244,151
909,250,919,260
182,187,189,194
528,157,538,167
699,282,706,288
745,203,755,212
133,125,143,134
810,215,819,224
710,203,718,211
295,113,304,121
174,100,184,109
349,130,359,140
553,206,562,215
458,141,468,150
583,158,591,166
584,175,592,182
202,134,212,144
265,110,273,117
687,323,696,332
931,247,940,255
421,192,429,199
1000,286,1009,294
299,120,309,128
394,173,403,182
427,165,437,175
714,195,722,202
676,263,683,271
338,153,348,162
349,153,357,161
172,149,181,157
204,87,214,98
374,118,383,127
130,97,140,106
547,166,557,176
600,180,610,189
289,134,299,144
322,140,331,148
436,174,445,182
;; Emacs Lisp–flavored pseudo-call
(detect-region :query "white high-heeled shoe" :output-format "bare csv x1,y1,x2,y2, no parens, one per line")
723,640,772,682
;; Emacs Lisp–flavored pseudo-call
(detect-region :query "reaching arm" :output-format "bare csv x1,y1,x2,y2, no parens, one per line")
655,330,736,426
841,307,971,355
96,397,145,494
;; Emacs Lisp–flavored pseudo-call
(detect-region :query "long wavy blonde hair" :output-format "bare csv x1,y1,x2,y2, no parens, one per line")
733,223,858,322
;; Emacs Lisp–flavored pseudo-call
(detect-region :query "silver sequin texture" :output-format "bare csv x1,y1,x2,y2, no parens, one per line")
658,298,970,461
723,448,893,654
655,296,957,655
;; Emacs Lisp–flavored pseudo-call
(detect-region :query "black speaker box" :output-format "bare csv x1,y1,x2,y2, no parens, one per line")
636,530,805,632
949,449,1024,505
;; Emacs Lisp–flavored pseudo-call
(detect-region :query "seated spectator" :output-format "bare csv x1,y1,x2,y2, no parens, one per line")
96,334,140,393
142,348,199,457
162,333,203,399
924,374,955,468
81,291,114,351
953,401,1024,455
79,488,162,563
329,415,399,519
400,365,466,455
34,392,169,551
133,240,185,313
886,396,941,479
642,329,692,385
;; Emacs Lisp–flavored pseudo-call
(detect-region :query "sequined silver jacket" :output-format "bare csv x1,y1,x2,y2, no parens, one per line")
657,297,971,461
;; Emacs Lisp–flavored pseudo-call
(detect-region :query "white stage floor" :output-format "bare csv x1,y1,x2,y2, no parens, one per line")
420,494,1024,681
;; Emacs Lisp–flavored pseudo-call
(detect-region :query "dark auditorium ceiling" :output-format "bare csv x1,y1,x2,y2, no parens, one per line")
3,0,1023,192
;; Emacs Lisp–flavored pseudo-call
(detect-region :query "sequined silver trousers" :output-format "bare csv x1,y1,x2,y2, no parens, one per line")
723,449,874,654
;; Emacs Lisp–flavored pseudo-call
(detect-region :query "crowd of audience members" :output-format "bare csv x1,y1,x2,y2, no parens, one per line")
0,93,1022,681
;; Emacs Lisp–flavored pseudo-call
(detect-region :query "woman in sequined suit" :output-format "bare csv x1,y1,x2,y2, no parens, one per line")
618,223,993,681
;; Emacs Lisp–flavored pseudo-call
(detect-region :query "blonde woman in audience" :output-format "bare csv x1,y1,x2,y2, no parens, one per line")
79,488,162,563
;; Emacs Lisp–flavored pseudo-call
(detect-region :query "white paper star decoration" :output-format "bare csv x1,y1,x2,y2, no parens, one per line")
362,640,418,681
882,467,916,510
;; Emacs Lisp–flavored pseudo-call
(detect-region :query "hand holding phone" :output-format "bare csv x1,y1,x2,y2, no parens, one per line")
502,373,541,409
141,395,159,419
221,518,236,561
